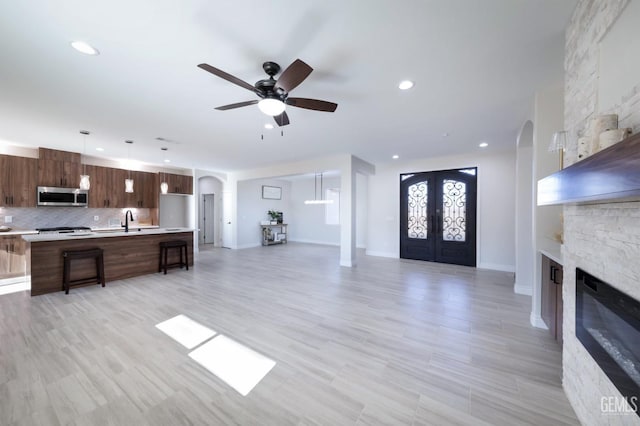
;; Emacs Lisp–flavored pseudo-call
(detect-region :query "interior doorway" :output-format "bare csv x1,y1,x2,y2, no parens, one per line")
201,193,215,245
400,168,477,266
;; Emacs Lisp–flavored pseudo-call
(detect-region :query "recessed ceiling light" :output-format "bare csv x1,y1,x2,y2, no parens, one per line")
392,155,399,159
164,159,171,163
479,142,489,148
70,41,99,56
264,123,274,130
96,147,104,152
398,80,414,90
442,132,449,137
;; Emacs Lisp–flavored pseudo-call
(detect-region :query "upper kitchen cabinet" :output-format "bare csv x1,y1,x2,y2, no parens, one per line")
165,173,193,194
0,154,37,207
37,148,82,188
125,171,158,208
86,165,127,208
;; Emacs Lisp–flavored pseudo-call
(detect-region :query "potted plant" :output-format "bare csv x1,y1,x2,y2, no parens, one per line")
268,210,279,224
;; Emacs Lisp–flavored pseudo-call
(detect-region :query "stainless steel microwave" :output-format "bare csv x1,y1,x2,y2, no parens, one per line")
37,186,88,207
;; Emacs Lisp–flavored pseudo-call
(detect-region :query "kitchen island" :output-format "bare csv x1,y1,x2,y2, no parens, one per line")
23,228,194,296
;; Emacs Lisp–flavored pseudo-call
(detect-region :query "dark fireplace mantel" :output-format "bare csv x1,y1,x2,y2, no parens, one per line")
538,132,640,205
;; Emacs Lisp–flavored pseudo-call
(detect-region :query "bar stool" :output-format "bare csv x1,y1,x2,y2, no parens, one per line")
62,248,105,294
159,240,189,275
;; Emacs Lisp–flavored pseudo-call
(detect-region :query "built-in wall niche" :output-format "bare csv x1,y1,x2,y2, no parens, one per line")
598,0,640,112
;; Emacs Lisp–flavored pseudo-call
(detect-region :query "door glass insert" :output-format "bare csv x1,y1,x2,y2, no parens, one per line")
442,179,466,242
407,181,428,239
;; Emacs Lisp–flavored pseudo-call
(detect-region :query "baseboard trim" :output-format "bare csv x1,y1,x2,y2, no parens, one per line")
530,313,548,329
514,282,533,296
477,262,516,273
365,250,398,258
287,238,340,247
0,280,29,296
236,243,262,250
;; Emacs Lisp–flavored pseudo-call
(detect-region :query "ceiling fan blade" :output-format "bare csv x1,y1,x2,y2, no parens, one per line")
275,59,313,93
286,97,338,112
214,100,258,111
198,63,257,93
274,111,290,127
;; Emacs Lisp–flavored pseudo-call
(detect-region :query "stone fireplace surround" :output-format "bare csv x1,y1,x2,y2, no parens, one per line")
562,0,640,424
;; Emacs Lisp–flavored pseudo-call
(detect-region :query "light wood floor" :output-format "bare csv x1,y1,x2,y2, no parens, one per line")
0,243,579,425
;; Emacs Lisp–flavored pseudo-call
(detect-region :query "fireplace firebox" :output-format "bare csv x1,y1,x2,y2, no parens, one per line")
576,268,640,415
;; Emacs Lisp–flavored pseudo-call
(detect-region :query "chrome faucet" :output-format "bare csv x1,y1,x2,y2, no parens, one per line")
121,210,134,233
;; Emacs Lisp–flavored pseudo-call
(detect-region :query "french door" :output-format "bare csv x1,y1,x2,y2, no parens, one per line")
400,168,477,266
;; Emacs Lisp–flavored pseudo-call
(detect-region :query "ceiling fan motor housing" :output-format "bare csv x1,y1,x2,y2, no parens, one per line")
262,61,281,76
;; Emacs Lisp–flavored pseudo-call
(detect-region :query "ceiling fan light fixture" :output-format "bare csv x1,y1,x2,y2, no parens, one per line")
258,98,286,116
71,41,99,56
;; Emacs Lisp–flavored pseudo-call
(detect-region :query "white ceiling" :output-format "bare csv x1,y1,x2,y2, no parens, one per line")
0,0,576,173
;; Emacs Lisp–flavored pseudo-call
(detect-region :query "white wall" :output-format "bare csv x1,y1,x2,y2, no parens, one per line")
159,194,192,228
236,178,291,249
356,173,368,249
288,176,341,245
533,84,564,247
366,150,516,271
515,121,534,296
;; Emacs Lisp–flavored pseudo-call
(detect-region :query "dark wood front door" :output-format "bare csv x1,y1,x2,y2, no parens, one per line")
400,168,477,267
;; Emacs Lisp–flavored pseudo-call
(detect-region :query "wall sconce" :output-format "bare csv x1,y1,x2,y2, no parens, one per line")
549,131,567,170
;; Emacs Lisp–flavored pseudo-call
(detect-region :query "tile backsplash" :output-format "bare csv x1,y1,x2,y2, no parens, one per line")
0,207,153,230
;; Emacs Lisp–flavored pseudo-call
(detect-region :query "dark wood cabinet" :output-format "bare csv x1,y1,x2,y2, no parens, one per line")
86,166,158,209
541,254,563,343
125,171,158,208
164,173,193,194
37,148,82,188
0,154,37,207
86,165,127,208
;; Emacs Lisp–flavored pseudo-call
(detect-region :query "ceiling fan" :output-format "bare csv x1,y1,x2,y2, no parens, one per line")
197,59,337,127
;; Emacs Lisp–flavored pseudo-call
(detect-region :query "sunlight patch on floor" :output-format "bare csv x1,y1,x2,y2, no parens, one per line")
155,314,217,349
189,334,276,396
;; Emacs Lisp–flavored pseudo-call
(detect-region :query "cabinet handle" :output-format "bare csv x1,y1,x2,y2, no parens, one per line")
550,266,556,283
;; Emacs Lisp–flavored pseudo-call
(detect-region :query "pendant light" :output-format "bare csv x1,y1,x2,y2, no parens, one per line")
160,147,169,194
304,173,334,205
125,140,134,193
79,130,91,190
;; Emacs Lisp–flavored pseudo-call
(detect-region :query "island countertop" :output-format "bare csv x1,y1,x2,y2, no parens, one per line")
25,229,194,296
22,227,193,242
